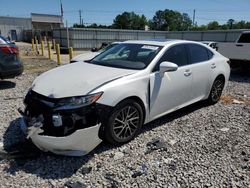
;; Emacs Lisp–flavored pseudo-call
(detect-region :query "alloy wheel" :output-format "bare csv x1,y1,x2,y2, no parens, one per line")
211,79,224,102
113,106,140,140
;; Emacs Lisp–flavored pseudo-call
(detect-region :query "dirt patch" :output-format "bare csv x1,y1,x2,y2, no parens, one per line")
220,95,250,105
18,43,57,74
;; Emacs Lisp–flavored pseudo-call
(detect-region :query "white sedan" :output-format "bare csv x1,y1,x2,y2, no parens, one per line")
20,40,230,156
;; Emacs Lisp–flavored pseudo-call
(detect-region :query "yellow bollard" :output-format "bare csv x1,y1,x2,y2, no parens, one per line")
41,41,44,56
31,39,34,51
35,39,39,54
48,42,52,60
56,44,61,65
53,39,56,50
69,47,73,61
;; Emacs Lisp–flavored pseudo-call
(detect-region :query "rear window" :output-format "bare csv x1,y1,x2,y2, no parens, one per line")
188,44,210,64
238,33,250,43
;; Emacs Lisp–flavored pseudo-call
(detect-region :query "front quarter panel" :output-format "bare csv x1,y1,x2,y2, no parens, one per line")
93,72,150,122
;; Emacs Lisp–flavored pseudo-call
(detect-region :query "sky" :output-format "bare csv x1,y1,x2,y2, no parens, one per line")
1,0,250,26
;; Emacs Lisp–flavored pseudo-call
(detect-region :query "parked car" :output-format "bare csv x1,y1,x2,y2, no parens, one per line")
0,35,23,79
70,42,120,63
201,41,218,50
20,40,230,156
217,31,250,63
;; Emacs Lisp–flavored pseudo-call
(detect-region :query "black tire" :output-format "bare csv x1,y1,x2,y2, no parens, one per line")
104,99,143,145
207,77,225,104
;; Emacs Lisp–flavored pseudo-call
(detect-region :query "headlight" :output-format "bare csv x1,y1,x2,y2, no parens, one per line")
55,92,103,110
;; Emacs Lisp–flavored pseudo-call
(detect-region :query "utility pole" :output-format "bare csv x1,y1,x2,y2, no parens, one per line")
193,9,196,27
79,10,82,26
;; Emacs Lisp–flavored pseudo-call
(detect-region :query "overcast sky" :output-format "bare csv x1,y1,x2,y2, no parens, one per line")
2,0,250,26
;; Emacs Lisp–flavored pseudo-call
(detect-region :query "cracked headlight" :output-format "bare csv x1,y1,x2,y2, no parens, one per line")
55,92,103,110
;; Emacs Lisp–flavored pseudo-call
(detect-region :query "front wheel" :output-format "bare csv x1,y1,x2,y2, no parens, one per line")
104,99,143,145
207,77,225,104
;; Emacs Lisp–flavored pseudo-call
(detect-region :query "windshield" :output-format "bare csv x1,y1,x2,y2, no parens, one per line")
90,43,162,70
99,43,118,53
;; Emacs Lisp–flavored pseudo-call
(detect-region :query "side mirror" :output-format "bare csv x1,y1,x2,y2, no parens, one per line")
159,61,178,76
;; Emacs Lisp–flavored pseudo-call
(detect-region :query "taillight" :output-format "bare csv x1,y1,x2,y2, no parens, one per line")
0,46,19,54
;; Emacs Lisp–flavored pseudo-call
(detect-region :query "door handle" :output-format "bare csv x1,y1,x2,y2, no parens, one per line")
236,44,243,47
211,63,216,69
184,69,192,76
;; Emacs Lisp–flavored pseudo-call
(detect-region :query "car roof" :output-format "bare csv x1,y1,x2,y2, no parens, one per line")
122,39,204,47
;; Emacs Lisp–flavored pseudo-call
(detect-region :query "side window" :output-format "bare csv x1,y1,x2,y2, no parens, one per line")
238,33,250,43
155,44,188,71
207,49,214,60
188,44,209,64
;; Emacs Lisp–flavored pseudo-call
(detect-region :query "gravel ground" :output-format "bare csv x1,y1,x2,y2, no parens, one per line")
0,44,249,187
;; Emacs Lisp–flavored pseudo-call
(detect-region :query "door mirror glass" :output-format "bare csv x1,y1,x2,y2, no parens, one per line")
159,61,178,76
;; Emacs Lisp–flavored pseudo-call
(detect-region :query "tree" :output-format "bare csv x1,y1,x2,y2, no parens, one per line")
112,12,148,30
149,10,167,30
73,23,85,28
149,9,192,31
227,19,235,29
207,21,220,30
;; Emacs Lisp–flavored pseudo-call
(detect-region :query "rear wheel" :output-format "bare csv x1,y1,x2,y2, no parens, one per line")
207,77,225,104
104,99,143,145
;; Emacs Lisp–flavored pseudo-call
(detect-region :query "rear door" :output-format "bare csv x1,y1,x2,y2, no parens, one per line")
186,44,213,101
149,44,193,119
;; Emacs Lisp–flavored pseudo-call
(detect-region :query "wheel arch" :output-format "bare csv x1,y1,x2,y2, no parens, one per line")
215,74,226,83
98,95,147,140
119,96,146,123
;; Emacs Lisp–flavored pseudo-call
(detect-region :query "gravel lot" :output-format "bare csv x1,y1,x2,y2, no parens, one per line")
0,44,249,187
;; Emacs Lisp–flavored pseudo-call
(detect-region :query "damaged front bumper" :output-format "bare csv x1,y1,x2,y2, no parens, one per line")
19,90,110,156
20,118,102,156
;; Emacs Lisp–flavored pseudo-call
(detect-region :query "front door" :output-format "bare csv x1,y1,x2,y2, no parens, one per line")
149,44,192,120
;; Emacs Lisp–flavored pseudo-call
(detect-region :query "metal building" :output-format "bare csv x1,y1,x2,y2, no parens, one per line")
31,13,63,33
53,28,250,49
0,13,63,41
0,16,32,41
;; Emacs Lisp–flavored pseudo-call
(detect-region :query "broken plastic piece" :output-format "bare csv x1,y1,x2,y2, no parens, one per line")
145,138,168,154
64,180,87,188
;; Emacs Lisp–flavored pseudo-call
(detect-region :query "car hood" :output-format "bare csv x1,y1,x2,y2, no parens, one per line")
71,52,100,62
32,62,137,98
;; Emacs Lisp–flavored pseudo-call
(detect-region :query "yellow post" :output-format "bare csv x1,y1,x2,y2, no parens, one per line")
41,41,44,56
31,38,35,51
53,39,56,50
48,42,52,60
35,39,39,54
56,44,61,65
69,47,73,61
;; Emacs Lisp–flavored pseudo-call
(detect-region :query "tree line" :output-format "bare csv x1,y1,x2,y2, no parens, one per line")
73,9,250,31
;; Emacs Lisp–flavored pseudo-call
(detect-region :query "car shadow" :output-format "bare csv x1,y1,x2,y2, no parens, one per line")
141,100,210,134
229,67,250,84
0,81,16,90
2,101,210,180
